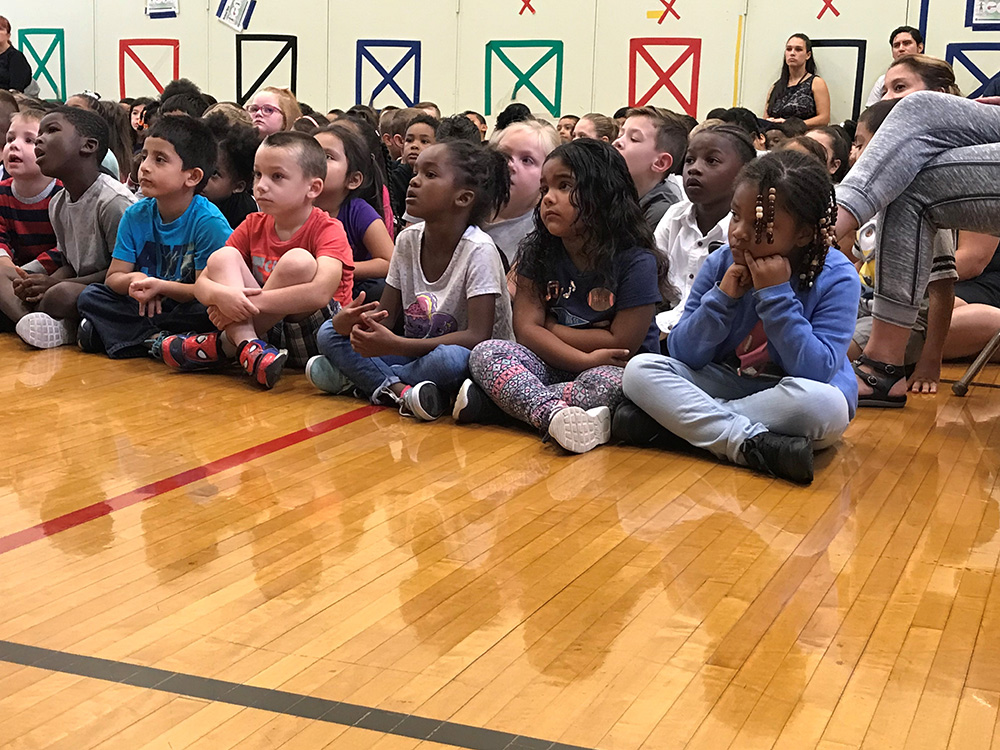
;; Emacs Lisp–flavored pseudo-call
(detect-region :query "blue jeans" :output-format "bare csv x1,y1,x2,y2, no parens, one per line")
77,283,213,358
622,354,850,465
315,320,471,402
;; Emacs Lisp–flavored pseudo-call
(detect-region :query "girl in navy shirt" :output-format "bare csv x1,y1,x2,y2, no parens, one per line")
620,151,860,484
314,122,394,300
461,139,663,454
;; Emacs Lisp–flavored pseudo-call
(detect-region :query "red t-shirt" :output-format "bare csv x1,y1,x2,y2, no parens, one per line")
227,206,354,305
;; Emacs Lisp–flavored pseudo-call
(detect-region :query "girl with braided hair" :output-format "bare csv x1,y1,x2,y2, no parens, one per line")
309,139,514,421
619,150,860,485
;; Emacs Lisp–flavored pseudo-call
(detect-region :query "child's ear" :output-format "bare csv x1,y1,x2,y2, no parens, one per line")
347,171,364,191
306,176,325,201
233,179,247,195
184,167,204,190
830,158,841,176
651,152,673,176
79,136,99,158
794,222,816,249
391,133,404,152
454,187,475,210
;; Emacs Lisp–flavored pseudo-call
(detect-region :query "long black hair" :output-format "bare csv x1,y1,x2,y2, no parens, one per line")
517,139,668,301
328,115,390,219
767,33,818,115
436,139,511,227
314,121,382,215
736,150,838,289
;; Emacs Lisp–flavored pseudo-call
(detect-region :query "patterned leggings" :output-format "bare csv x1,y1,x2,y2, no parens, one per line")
468,339,625,431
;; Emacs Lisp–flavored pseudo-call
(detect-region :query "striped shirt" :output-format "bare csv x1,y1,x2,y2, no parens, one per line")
0,178,62,266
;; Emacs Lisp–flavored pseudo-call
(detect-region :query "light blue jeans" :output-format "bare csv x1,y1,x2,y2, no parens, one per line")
622,354,850,465
315,320,470,403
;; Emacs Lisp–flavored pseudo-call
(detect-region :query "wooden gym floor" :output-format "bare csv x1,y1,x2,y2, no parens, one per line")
2,333,1000,750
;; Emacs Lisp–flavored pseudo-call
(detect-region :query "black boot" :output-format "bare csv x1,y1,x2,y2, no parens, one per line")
740,432,814,485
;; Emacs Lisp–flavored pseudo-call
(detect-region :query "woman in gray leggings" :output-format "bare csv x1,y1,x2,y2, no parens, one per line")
835,90,1000,405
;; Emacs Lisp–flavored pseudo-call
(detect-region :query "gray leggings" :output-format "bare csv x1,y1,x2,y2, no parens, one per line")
837,91,1000,328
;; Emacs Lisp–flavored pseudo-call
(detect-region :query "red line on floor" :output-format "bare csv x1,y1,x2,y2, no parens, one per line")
0,404,381,556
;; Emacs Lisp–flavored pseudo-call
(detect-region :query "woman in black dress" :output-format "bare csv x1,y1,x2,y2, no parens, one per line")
765,33,830,129
0,16,32,92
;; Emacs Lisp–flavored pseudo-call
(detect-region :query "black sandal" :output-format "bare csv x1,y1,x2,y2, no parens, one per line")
853,354,907,408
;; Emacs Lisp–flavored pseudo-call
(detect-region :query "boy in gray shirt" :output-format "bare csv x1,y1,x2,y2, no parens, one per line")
2,107,135,348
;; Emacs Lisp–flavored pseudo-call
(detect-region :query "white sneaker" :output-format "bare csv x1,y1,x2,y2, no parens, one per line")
547,406,612,453
16,312,76,349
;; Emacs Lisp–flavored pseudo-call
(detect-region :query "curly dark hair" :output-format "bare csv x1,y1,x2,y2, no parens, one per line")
737,150,838,289
436,114,482,144
516,139,666,301
435,140,510,227
204,112,260,189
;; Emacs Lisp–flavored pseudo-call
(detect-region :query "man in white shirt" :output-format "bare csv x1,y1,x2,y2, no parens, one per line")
866,26,925,106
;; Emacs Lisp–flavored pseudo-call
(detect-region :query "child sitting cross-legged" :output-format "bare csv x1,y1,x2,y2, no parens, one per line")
619,151,860,485
0,109,63,335
6,107,136,348
162,131,353,389
76,116,232,358
460,139,665,453
306,139,513,420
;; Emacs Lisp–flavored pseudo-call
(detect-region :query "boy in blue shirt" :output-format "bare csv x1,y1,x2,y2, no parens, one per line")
77,116,233,358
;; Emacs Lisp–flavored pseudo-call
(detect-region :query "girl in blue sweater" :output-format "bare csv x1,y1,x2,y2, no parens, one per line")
619,151,860,484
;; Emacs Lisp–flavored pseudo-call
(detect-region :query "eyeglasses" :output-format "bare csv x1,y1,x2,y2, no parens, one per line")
246,104,281,117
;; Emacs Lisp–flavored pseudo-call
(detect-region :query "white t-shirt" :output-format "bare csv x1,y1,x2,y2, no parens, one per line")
652,199,730,333
866,74,886,107
386,223,514,341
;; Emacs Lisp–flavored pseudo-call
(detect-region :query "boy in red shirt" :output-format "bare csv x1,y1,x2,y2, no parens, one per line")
161,131,352,389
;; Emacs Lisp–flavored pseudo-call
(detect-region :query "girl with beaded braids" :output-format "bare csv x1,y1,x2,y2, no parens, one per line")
308,139,514,421
619,150,860,485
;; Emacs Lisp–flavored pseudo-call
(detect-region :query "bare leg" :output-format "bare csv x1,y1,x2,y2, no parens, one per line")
857,319,912,399
200,247,261,347
38,281,85,320
203,247,320,347
943,300,1000,360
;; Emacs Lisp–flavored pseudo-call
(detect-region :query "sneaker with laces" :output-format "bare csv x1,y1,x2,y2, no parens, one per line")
305,355,353,395
452,378,501,423
77,318,104,353
740,431,814,485
145,331,169,360
16,312,76,349
547,406,612,453
238,338,287,389
161,331,230,371
400,381,447,421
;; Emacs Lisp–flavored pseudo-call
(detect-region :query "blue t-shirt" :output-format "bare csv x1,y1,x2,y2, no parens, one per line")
522,246,662,354
113,195,233,282
336,198,381,263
